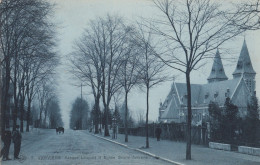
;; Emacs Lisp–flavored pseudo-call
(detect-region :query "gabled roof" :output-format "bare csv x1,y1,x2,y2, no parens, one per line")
160,94,179,119
175,83,201,105
173,79,240,107
199,79,240,105
207,49,228,82
233,40,256,76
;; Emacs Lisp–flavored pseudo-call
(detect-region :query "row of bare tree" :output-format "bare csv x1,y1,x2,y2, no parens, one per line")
71,0,260,160
69,15,168,149
0,0,59,133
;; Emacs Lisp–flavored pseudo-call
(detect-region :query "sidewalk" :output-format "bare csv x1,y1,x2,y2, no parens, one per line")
90,132,260,165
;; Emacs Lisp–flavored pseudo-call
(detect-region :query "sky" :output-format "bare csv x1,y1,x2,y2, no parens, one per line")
51,0,260,129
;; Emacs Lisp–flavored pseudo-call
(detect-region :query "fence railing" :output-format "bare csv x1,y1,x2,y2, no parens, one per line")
118,123,209,145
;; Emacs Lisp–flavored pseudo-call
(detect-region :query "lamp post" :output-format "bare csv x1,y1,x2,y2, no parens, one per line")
112,117,117,139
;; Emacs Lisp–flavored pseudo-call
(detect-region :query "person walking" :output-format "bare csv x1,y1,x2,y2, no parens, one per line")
0,129,12,161
12,125,22,159
155,126,162,141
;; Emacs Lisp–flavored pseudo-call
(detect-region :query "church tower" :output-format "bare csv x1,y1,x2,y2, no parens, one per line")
207,49,228,83
233,40,256,94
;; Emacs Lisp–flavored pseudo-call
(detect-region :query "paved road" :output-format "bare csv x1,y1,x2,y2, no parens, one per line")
1,129,172,165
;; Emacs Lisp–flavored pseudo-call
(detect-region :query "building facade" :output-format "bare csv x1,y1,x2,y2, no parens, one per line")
158,40,256,125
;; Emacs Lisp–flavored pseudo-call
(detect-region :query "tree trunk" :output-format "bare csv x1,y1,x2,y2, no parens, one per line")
26,102,31,132
186,71,192,160
104,105,110,136
94,97,100,134
1,61,10,133
39,108,42,128
12,83,19,131
20,99,24,132
0,64,2,134
44,108,47,128
20,108,24,132
125,92,128,142
146,86,149,148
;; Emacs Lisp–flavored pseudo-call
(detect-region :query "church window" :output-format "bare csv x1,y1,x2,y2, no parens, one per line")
219,68,223,72
247,62,251,66
212,69,215,72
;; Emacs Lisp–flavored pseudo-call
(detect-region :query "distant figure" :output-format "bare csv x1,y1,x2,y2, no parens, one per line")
155,126,162,141
56,127,64,134
0,129,12,161
12,125,22,159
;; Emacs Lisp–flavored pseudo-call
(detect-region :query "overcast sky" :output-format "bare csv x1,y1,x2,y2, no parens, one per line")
51,0,260,128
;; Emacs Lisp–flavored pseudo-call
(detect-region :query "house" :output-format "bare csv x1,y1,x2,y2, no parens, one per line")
158,40,256,125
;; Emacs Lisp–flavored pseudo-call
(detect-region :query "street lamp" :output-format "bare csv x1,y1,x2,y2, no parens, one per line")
112,117,117,139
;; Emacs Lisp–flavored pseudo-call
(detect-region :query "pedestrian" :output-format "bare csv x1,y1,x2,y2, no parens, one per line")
0,128,12,161
12,125,22,159
155,126,162,141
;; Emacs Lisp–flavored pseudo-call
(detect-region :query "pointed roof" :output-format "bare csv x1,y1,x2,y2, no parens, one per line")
207,49,228,82
233,40,256,76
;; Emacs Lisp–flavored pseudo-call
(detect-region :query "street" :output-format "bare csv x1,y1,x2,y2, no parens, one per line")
1,129,172,165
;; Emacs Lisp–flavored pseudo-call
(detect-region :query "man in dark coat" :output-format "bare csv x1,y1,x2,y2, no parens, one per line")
0,129,12,161
12,125,22,159
155,126,162,141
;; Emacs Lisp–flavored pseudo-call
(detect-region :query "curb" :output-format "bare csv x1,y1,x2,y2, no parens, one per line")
134,149,184,165
89,133,185,165
92,133,128,148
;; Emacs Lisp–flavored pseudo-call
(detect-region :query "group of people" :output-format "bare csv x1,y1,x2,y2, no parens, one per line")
0,125,22,161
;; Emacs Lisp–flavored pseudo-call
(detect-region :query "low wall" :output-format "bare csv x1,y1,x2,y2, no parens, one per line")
209,142,231,151
238,146,260,156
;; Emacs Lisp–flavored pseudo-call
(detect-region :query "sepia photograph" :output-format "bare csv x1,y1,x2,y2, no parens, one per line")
0,0,260,164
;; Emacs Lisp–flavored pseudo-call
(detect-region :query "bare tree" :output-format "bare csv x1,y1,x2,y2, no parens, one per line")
24,49,58,131
37,81,56,128
0,0,57,132
152,0,260,160
71,15,133,136
70,18,104,134
117,26,140,142
135,24,169,148
99,15,133,136
47,97,63,129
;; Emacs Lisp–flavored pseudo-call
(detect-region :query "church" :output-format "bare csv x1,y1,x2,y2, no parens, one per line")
158,40,256,125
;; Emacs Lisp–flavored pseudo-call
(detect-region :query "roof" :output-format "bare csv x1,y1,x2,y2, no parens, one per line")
173,78,240,107
233,40,256,76
175,83,202,105
198,79,240,105
160,94,180,119
207,49,228,82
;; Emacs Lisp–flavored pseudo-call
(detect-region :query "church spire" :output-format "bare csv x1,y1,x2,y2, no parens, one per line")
233,39,256,78
233,40,256,94
207,49,228,83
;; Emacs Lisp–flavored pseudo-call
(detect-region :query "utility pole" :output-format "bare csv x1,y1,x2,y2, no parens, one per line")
81,83,83,129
